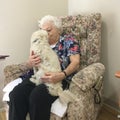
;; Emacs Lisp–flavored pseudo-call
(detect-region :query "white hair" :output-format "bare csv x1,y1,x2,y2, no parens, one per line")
38,15,62,31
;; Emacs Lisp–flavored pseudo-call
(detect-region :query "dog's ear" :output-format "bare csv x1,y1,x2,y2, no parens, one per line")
31,30,40,43
39,30,48,42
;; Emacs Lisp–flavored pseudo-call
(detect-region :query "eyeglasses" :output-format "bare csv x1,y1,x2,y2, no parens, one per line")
40,28,52,33
46,28,52,33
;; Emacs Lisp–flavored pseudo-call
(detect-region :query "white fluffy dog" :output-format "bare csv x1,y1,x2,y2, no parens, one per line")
30,29,63,96
30,30,78,104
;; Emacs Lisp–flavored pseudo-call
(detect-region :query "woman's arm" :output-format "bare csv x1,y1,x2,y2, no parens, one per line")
63,54,80,76
41,54,80,83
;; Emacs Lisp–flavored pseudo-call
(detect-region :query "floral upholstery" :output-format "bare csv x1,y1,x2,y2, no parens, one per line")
3,13,105,120
60,13,101,69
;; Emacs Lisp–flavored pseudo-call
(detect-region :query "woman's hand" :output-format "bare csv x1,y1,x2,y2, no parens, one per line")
41,54,80,84
26,51,41,68
41,72,65,83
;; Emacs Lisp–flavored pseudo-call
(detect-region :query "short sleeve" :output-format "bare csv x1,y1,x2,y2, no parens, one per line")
64,34,80,56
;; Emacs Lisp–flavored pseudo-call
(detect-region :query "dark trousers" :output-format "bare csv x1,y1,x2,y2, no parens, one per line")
8,79,58,120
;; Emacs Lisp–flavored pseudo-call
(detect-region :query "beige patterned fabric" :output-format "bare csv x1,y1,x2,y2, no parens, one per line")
4,13,105,120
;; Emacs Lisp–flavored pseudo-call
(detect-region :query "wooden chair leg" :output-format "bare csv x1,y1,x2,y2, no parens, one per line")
0,108,7,120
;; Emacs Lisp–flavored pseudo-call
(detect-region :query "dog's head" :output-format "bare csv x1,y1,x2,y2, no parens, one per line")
31,29,48,46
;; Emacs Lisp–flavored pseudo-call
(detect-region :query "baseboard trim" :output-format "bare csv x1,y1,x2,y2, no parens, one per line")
103,96,120,112
103,103,120,117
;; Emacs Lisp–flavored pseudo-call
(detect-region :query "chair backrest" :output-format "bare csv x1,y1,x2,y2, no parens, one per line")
60,13,102,69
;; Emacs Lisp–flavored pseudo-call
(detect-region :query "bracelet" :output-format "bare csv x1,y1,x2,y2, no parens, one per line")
62,70,67,78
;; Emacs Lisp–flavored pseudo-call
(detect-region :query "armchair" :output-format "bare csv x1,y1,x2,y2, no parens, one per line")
3,13,105,120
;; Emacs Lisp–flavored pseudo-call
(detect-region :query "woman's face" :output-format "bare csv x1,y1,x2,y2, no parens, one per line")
41,22,60,45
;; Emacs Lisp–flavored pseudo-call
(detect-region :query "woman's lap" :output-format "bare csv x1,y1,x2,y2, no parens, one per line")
9,78,57,120
9,79,57,103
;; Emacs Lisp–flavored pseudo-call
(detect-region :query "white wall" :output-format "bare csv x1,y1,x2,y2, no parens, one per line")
0,0,68,108
69,0,120,110
0,0,68,65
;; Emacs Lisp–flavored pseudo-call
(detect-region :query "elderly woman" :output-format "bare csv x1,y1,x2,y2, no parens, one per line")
9,15,80,120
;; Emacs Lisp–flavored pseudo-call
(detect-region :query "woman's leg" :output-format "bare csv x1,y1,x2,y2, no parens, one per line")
9,79,35,120
29,84,58,120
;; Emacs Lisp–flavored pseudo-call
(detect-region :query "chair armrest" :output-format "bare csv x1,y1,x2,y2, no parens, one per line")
71,63,105,92
4,63,31,85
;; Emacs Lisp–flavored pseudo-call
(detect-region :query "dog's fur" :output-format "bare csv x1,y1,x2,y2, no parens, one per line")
30,30,78,103
30,30,63,96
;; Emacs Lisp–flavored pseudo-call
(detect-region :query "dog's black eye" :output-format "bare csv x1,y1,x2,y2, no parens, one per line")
33,39,38,43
